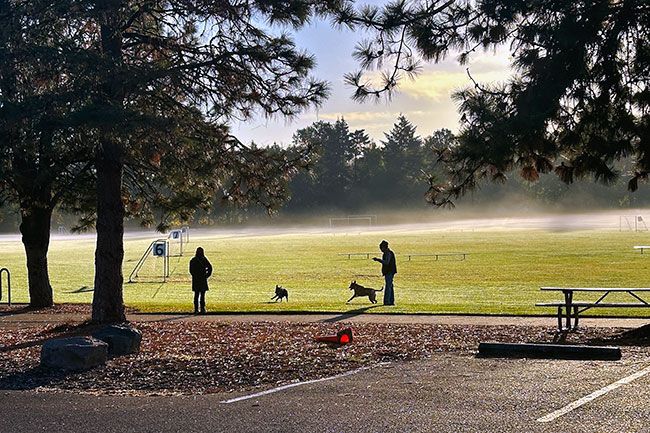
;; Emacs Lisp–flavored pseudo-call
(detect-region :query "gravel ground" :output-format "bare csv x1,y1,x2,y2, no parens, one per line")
2,319,649,396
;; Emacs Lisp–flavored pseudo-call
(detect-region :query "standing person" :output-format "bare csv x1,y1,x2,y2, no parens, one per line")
189,247,212,314
372,240,397,305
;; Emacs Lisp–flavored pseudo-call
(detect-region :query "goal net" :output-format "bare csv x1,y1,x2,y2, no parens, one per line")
167,229,186,256
128,240,170,283
619,215,648,232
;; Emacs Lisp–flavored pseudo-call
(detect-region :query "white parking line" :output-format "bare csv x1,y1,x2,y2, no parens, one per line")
537,364,650,423
220,364,383,404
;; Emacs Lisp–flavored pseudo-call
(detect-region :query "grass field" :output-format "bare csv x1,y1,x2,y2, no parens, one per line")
1,225,650,316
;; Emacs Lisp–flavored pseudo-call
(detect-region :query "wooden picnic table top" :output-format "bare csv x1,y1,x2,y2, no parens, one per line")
541,287,650,292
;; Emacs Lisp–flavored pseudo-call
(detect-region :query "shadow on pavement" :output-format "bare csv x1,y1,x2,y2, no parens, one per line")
320,305,380,323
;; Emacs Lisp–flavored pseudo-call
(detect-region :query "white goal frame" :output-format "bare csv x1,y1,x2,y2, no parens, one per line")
329,216,374,229
619,215,648,232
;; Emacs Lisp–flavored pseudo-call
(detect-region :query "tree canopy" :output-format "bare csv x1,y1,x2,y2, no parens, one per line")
339,0,649,205
0,0,341,318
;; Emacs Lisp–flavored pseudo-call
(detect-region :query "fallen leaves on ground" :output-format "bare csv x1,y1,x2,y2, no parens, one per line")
1,321,647,396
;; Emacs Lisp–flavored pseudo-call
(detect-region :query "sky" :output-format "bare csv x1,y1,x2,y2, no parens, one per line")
230,16,513,147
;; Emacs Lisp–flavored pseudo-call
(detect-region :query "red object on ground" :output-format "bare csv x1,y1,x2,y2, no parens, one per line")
315,328,353,345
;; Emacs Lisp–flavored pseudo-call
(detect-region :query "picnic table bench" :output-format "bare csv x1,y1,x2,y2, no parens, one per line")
338,252,469,261
404,253,468,261
634,246,650,254
337,252,373,259
536,287,650,331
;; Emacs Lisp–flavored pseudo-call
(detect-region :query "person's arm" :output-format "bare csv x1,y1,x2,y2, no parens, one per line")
205,260,213,278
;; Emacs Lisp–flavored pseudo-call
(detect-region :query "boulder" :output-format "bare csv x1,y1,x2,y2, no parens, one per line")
40,336,108,371
92,324,142,357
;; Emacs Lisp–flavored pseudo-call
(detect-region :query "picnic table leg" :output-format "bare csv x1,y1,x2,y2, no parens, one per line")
563,290,573,330
573,306,579,329
557,306,562,331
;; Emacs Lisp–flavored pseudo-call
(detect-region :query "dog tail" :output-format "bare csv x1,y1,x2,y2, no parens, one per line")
377,286,384,292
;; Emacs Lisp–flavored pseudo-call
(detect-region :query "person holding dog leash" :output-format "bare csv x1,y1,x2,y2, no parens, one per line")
373,239,397,305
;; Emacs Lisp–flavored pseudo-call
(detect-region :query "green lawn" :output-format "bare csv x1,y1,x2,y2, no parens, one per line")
2,227,650,316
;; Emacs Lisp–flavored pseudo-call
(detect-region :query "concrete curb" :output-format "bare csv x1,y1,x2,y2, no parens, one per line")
477,342,622,360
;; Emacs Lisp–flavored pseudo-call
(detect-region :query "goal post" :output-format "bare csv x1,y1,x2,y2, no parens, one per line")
167,228,186,256
128,239,170,283
619,215,648,232
329,216,374,229
348,214,377,225
181,226,190,242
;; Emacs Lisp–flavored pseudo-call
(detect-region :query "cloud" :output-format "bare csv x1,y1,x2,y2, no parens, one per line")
398,68,509,101
317,110,395,123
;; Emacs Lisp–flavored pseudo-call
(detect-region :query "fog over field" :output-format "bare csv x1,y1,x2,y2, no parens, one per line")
1,209,648,244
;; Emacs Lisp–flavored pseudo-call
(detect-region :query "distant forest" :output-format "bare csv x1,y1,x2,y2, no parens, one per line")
0,115,647,231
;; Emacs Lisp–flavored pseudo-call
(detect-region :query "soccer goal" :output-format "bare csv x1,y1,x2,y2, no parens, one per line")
619,215,648,232
329,215,376,229
167,228,186,257
180,226,190,242
128,239,170,283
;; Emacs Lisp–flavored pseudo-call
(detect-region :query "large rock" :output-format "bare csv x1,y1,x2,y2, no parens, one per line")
92,324,142,357
40,337,108,371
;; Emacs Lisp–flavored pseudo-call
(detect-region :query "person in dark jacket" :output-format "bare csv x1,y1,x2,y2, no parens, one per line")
372,239,397,305
189,247,212,314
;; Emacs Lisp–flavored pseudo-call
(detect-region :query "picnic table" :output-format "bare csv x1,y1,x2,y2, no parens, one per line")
634,246,650,254
536,287,650,331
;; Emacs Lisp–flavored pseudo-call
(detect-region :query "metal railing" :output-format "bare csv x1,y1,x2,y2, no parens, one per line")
0,267,11,305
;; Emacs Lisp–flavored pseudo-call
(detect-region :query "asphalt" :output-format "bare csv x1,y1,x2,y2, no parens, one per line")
2,310,650,432
2,354,649,433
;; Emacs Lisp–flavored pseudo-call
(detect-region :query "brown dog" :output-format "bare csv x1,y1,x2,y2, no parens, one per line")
347,280,383,304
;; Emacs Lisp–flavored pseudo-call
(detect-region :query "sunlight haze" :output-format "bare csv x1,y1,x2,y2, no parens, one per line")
231,18,513,146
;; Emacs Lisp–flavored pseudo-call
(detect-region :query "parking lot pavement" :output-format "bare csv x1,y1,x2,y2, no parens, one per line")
3,353,649,433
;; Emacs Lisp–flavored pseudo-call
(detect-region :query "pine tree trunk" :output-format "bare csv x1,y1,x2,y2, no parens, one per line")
20,205,54,308
91,3,126,324
92,137,126,323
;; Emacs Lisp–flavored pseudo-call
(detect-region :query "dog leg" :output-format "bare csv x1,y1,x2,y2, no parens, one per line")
347,295,356,303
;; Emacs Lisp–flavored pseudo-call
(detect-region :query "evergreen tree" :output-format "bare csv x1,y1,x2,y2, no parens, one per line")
288,119,360,210
381,115,424,204
339,0,650,205
1,0,337,320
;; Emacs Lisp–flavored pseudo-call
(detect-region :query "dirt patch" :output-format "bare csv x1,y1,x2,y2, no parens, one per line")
1,321,647,396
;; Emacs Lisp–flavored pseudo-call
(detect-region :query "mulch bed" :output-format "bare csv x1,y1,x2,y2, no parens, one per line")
1,320,649,396
0,304,138,315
